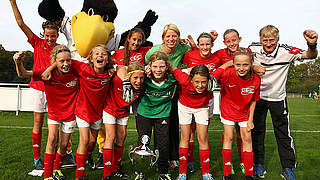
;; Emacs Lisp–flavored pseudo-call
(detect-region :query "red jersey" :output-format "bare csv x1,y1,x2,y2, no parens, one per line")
104,75,138,117
28,35,56,91
71,60,113,122
33,69,79,122
212,68,261,122
182,49,221,73
212,48,234,64
173,68,210,109
112,47,152,65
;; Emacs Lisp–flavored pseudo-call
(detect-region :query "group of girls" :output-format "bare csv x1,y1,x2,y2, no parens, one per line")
12,12,262,179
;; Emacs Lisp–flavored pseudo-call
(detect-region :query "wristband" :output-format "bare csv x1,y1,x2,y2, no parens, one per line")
307,42,317,50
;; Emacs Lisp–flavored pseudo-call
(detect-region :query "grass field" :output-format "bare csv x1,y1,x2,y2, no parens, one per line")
0,98,319,180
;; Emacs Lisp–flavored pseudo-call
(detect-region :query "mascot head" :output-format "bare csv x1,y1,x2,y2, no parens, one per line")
38,0,117,57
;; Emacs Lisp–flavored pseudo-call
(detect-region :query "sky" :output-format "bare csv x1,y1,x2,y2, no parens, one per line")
1,0,320,54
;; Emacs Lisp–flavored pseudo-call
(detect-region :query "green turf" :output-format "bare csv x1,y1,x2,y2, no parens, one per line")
0,98,319,179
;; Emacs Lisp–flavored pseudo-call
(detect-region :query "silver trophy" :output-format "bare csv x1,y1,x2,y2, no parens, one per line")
129,135,159,180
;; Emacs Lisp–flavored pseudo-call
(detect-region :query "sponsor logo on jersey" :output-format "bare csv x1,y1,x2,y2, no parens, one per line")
225,162,232,166
66,78,78,88
130,53,143,63
117,88,123,92
241,86,255,95
228,84,236,87
207,63,216,71
33,144,40,147
179,156,187,160
289,47,302,55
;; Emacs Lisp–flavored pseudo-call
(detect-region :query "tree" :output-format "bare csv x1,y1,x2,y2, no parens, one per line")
0,46,33,83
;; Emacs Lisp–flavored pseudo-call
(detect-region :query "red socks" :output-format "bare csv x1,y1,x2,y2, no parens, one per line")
32,132,42,159
75,153,87,179
188,141,195,163
242,151,254,176
44,153,55,178
222,149,233,176
53,152,66,170
178,147,188,174
103,149,113,178
199,149,210,174
111,145,124,172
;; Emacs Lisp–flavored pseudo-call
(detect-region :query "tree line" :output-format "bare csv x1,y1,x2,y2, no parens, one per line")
0,44,319,93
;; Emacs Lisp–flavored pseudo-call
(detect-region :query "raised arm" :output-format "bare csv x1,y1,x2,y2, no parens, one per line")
13,51,33,78
301,30,318,59
9,0,34,40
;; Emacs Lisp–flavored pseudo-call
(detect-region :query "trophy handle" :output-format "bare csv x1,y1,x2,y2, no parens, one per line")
128,145,134,165
150,149,159,167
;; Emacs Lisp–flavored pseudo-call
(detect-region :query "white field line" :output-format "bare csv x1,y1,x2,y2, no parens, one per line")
1,126,320,133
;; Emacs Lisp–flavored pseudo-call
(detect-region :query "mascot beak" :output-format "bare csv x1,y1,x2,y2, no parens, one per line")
71,9,115,57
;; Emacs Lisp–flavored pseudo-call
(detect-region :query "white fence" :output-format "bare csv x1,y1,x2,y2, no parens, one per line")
0,83,34,115
0,83,221,116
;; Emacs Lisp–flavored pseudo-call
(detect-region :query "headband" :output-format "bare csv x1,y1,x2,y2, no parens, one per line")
234,50,254,62
197,34,214,43
127,70,144,75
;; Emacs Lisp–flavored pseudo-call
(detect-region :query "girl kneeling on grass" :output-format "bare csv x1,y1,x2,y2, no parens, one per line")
171,63,225,180
211,49,260,180
136,51,178,180
13,45,79,180
102,62,145,180
43,44,114,180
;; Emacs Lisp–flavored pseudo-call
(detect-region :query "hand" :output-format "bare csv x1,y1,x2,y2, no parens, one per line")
13,51,25,64
142,10,158,26
253,65,266,76
220,60,233,69
41,68,52,80
209,30,218,41
145,64,151,78
180,38,189,45
247,121,254,132
187,35,198,50
122,78,134,103
303,30,318,45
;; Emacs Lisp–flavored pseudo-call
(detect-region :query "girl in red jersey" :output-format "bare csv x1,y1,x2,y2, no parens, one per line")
43,44,114,179
113,28,151,66
10,0,61,169
211,49,260,180
181,32,221,173
102,62,145,180
95,28,150,171
212,29,245,173
13,45,79,180
170,64,227,180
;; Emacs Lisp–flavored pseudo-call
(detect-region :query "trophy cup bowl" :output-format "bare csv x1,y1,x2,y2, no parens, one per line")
129,135,159,180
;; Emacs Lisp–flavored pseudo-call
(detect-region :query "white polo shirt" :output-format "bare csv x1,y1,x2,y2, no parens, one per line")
249,42,304,101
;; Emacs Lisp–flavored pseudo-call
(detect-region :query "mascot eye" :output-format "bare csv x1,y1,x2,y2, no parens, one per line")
102,15,109,22
88,8,95,16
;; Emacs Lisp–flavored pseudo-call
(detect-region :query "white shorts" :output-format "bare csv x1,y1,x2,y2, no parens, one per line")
76,116,102,130
103,111,129,125
48,119,76,133
178,101,209,125
31,88,47,113
220,116,248,127
208,97,214,118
